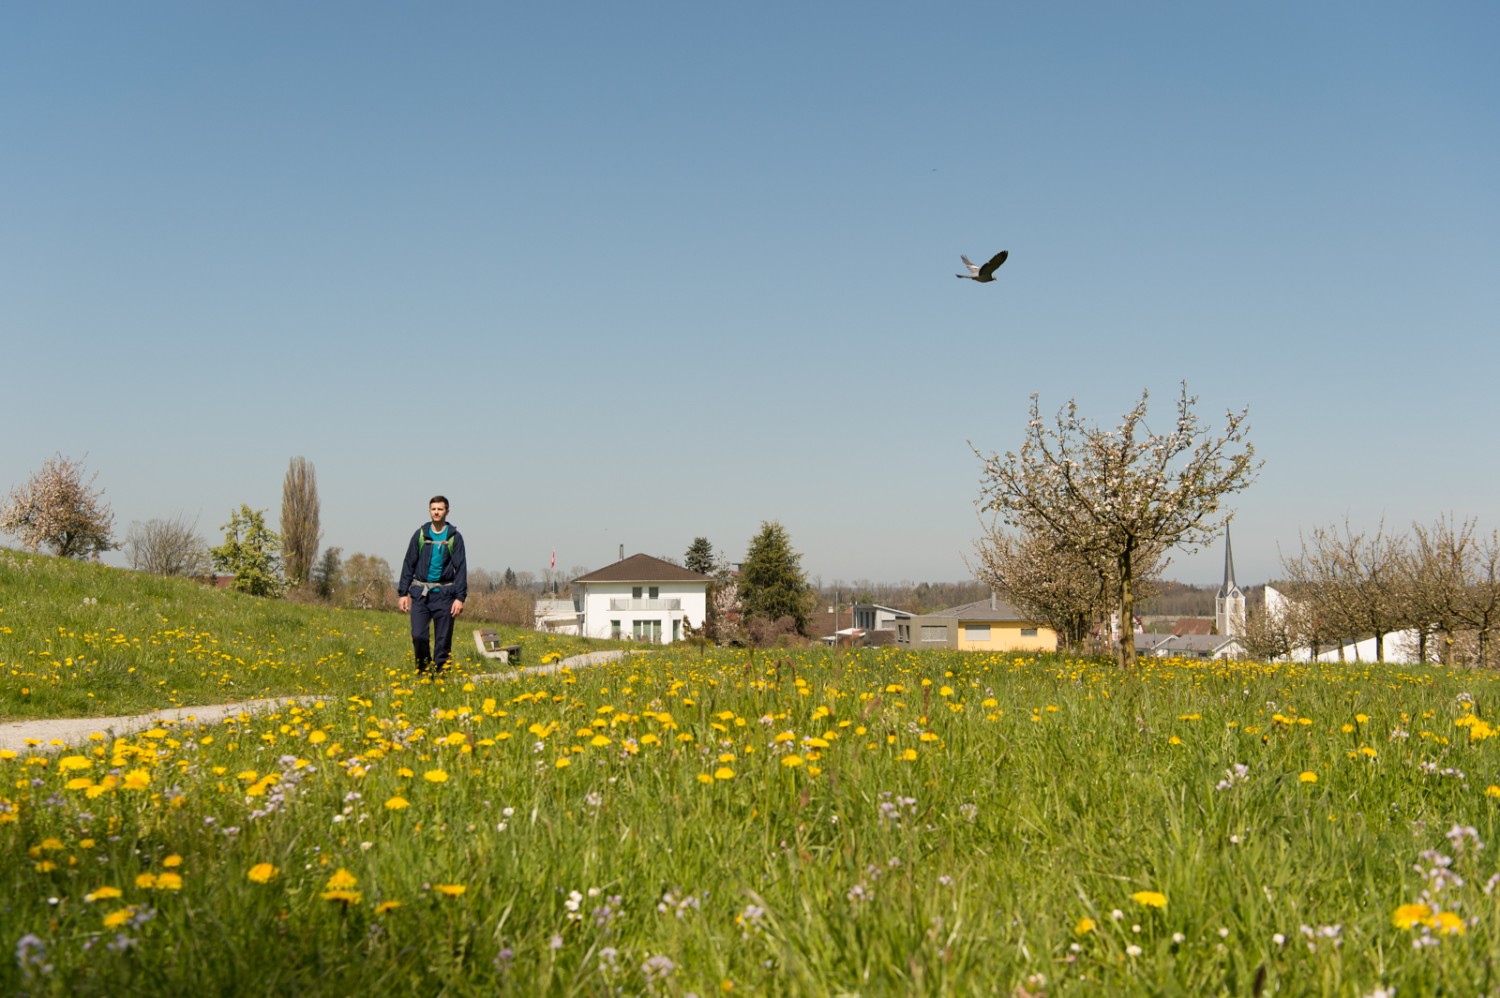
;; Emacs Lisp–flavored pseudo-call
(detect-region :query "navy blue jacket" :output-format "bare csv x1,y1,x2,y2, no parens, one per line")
398,523,468,601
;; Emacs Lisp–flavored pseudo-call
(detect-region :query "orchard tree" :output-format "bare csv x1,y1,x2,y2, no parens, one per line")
1,453,117,559
972,522,1162,653
1281,519,1407,662
739,521,813,635
977,384,1258,667
684,536,716,576
210,505,284,597
280,457,321,587
125,515,210,577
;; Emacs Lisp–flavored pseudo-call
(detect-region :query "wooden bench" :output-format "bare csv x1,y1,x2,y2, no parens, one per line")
473,630,522,664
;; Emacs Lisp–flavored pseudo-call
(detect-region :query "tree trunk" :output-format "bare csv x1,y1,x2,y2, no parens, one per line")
1117,540,1137,668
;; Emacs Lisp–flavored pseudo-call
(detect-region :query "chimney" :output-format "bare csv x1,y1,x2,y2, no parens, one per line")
619,544,624,562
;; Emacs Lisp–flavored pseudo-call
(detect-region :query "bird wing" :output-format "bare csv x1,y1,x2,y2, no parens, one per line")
978,250,1008,280
960,255,979,275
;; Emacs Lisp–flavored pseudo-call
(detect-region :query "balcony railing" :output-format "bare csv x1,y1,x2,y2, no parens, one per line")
607,598,682,611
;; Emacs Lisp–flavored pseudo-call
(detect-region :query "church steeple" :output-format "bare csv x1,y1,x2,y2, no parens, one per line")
1215,525,1245,637
1219,525,1238,598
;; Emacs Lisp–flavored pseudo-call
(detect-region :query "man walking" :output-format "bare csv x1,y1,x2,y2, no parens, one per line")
397,495,467,673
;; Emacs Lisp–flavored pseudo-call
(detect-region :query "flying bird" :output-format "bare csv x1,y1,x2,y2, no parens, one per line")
957,250,1008,283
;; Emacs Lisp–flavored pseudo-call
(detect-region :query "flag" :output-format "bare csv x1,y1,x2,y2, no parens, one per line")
550,550,555,570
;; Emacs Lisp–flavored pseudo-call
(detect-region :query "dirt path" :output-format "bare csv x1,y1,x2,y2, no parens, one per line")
0,650,631,753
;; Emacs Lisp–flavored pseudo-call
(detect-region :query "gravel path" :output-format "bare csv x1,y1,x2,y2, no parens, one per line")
0,650,632,752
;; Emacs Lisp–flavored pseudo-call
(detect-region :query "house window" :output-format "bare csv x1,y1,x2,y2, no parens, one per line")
649,586,659,599
964,625,991,641
633,620,662,643
920,625,947,643
632,587,643,599
672,619,681,642
1021,627,1038,637
610,620,622,639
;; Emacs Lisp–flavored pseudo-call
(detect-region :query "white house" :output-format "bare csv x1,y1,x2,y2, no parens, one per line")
533,598,580,635
572,553,710,644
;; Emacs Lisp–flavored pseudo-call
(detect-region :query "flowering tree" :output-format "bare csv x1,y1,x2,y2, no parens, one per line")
972,521,1163,653
976,384,1257,667
0,454,117,559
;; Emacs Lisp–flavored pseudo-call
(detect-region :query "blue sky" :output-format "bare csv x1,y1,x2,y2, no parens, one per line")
3,2,1497,588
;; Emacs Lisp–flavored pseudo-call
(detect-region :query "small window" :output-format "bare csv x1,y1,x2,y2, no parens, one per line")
610,620,622,639
649,586,659,599
632,587,643,599
1021,627,1038,637
964,625,991,641
920,625,947,643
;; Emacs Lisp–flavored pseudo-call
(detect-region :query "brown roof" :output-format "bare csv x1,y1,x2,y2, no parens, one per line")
572,553,711,584
1173,618,1214,636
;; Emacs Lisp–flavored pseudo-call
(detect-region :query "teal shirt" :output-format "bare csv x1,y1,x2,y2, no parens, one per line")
426,526,449,583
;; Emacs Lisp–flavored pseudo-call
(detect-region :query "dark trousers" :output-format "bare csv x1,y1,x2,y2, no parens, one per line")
410,589,456,669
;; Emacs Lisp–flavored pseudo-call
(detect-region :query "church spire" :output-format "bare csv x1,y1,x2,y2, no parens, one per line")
1219,524,1237,598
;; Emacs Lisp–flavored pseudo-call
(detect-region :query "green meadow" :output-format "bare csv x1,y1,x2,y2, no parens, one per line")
3,551,1499,995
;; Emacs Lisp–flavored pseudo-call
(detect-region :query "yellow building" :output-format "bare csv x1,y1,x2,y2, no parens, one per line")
893,596,1058,652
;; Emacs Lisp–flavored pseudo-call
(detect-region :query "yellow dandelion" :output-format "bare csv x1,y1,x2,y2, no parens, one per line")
155,872,184,891
322,889,362,904
1299,771,1318,783
162,854,183,868
85,886,124,902
135,873,157,889
1431,911,1465,935
375,900,402,914
696,773,714,784
122,769,151,791
589,735,612,747
901,749,918,761
433,884,466,897
385,795,410,810
781,755,804,768
1074,917,1097,936
555,757,571,769
325,868,358,890
102,906,137,929
57,755,92,771
1486,785,1500,798
247,863,279,884
1392,903,1432,930
1131,890,1167,909
423,769,448,783
714,767,735,780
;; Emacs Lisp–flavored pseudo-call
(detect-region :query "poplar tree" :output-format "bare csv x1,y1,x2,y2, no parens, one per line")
280,456,321,587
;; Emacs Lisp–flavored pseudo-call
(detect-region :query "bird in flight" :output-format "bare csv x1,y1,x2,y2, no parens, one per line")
957,250,1008,283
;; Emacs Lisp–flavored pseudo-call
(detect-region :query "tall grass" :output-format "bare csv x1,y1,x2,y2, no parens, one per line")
0,550,614,720
4,552,1500,994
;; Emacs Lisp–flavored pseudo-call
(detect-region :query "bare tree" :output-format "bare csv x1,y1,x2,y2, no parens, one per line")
1403,516,1475,664
976,384,1258,667
1,454,117,559
1239,589,1298,662
340,553,394,610
125,515,210,577
1282,520,1408,662
280,457,321,588
1451,530,1500,668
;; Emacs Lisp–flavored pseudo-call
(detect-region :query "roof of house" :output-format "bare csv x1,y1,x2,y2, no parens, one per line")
572,553,711,585
926,596,1035,623
1173,618,1214,636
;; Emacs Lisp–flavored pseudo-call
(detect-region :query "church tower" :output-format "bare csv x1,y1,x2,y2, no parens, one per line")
1214,526,1246,637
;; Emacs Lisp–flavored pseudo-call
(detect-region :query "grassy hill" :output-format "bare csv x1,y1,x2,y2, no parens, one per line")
0,549,617,721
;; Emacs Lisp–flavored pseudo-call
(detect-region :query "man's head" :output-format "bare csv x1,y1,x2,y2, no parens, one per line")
428,496,449,528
